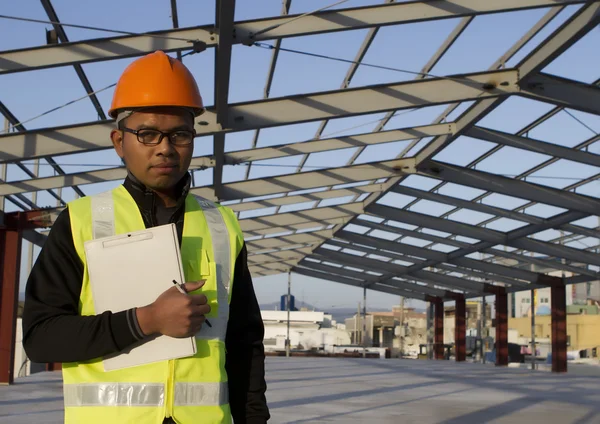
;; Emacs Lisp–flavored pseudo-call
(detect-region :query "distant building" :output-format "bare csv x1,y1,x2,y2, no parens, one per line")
261,310,350,353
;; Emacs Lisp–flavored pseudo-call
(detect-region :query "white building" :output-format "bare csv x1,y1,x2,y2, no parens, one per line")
261,310,350,353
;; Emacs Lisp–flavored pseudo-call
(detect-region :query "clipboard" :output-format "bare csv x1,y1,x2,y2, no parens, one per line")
84,223,197,371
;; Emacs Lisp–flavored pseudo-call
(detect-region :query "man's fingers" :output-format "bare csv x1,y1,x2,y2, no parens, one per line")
189,294,208,305
183,280,205,293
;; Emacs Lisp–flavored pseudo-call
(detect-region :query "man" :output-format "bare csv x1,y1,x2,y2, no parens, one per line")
22,51,270,424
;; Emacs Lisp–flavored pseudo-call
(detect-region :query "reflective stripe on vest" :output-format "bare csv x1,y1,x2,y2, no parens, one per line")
88,192,231,343
90,190,115,240
193,196,230,342
63,382,228,407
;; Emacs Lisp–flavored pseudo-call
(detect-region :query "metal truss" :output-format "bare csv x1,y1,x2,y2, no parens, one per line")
1,0,600,301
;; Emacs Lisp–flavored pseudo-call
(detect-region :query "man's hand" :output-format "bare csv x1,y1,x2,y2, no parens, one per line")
136,281,210,338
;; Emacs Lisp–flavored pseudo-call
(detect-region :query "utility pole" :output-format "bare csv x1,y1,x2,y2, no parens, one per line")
286,270,291,358
363,286,367,358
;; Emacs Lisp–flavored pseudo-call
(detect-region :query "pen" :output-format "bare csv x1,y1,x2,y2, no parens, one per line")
172,280,212,328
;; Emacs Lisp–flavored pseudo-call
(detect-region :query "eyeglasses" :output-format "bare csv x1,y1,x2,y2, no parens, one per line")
121,127,196,146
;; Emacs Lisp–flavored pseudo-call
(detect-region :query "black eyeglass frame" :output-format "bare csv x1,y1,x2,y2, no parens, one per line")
121,127,196,146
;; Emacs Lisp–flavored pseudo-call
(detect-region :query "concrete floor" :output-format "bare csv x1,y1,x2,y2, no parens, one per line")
2,357,600,423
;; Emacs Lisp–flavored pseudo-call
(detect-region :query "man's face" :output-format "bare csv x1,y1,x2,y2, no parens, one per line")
111,108,195,194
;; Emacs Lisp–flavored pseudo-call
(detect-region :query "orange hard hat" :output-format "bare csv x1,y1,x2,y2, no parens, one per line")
108,50,204,118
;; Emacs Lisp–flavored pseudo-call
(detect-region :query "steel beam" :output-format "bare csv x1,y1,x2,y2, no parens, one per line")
0,214,23,384
393,184,600,240
192,158,414,201
213,0,236,200
370,204,600,268
414,1,600,164
520,73,600,117
0,123,452,196
434,298,444,360
1,1,587,75
467,126,600,168
0,69,514,163
246,230,333,251
315,245,483,294
238,202,364,233
418,160,600,216
40,0,105,119
551,282,568,372
245,0,291,181
293,265,425,300
170,0,183,61
337,229,535,285
392,185,542,225
495,289,509,366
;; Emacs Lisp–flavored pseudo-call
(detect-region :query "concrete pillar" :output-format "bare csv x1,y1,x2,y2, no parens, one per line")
455,296,466,362
495,289,509,366
551,283,567,373
434,298,444,360
0,214,23,385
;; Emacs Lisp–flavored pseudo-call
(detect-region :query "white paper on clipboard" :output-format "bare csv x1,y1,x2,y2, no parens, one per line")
84,223,197,371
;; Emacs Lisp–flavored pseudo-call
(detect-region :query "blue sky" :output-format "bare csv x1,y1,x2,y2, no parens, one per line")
2,1,600,310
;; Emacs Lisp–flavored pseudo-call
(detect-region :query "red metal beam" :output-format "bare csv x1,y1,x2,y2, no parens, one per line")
455,296,466,362
495,288,508,366
0,213,23,384
551,282,567,373
434,298,444,360
0,209,56,231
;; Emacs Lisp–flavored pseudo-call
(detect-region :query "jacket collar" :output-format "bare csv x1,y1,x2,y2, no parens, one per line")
122,170,191,215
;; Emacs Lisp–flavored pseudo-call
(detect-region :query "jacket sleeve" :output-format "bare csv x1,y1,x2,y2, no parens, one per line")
22,208,144,364
225,244,270,424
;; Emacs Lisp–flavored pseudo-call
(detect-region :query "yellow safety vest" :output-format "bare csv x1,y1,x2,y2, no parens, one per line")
62,185,244,424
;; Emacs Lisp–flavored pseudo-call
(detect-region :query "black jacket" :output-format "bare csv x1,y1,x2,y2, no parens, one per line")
22,173,270,424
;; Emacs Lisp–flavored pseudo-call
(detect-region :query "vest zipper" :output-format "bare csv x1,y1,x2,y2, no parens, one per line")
166,359,175,418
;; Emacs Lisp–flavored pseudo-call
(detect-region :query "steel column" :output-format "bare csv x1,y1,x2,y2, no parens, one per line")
427,302,434,360
551,282,568,373
434,298,444,360
0,214,23,384
455,296,466,362
495,289,509,366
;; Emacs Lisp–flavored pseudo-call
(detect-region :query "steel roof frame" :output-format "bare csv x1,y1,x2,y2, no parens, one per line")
1,0,600,301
